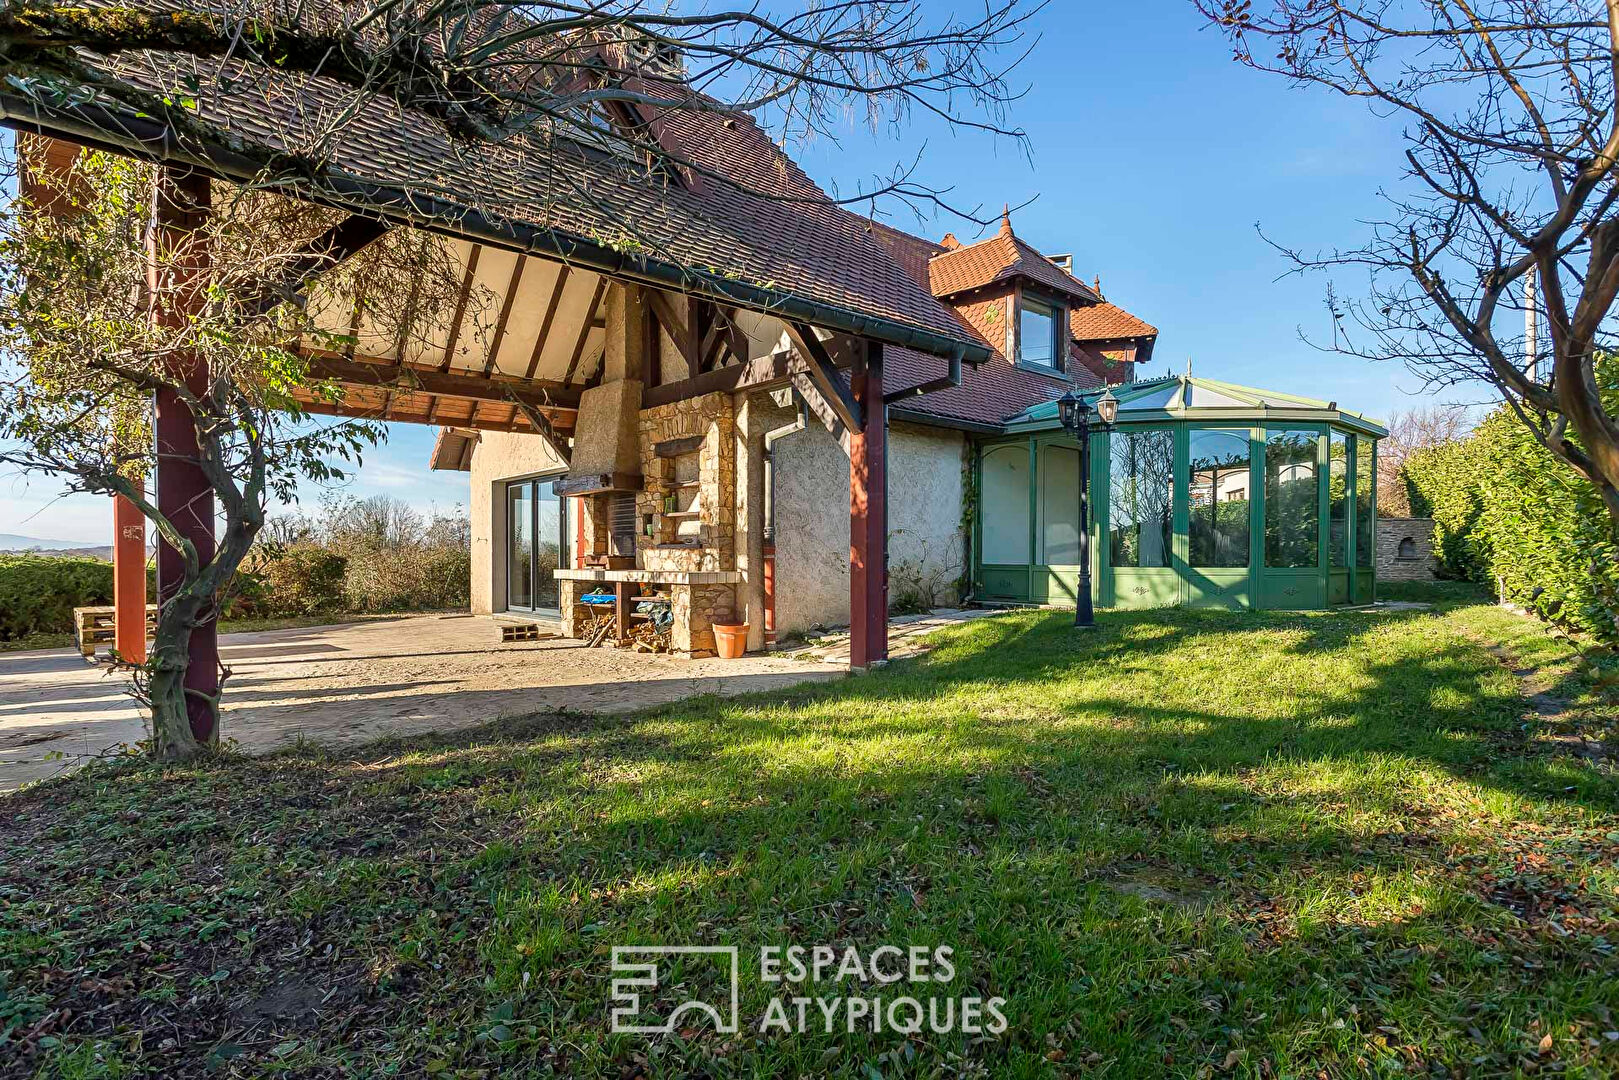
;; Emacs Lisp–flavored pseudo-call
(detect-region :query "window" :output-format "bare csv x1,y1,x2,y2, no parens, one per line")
1189,429,1250,568
1356,436,1376,569
1109,429,1173,568
981,445,1032,564
1019,296,1059,370
1040,444,1081,565
1264,429,1320,569
1398,537,1418,559
1329,431,1350,568
505,478,570,612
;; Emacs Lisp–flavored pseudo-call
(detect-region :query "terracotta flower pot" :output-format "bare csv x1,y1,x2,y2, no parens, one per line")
712,622,748,659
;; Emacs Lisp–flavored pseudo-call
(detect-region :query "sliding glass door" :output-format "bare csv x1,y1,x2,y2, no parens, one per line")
505,478,569,614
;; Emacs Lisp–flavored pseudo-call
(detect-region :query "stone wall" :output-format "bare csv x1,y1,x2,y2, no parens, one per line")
766,399,969,635
466,430,570,614
637,392,737,574
1377,517,1438,581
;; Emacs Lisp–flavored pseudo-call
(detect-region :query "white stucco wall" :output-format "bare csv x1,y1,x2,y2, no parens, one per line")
766,400,968,636
467,431,570,615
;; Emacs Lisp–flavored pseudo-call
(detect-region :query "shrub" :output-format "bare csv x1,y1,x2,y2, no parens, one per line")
1403,359,1619,643
0,554,113,640
233,543,348,618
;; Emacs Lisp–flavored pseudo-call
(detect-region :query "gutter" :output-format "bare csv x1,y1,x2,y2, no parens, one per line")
0,94,994,366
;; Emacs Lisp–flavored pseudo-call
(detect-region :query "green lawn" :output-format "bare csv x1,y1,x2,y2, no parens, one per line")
3,592,1618,1078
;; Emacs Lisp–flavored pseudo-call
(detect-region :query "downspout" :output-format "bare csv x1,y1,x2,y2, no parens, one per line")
760,395,810,644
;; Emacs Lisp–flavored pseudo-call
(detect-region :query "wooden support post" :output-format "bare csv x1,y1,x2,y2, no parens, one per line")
736,392,767,652
615,581,632,645
112,484,147,664
150,166,219,742
849,342,888,669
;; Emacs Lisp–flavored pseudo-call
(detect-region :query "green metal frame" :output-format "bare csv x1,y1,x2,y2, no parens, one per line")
971,377,1385,611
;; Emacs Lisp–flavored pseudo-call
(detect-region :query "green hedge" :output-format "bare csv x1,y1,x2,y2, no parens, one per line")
1404,363,1619,643
0,555,114,641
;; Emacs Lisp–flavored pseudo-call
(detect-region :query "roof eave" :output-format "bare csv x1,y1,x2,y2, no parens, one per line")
0,94,991,365
1003,406,1389,438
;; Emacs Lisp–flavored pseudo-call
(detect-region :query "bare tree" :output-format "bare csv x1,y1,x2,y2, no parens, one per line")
1377,405,1475,514
0,142,467,759
0,1,1044,225
1195,0,1619,527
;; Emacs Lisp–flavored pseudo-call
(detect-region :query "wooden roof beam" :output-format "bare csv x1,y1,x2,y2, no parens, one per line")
303,353,581,413
246,214,392,317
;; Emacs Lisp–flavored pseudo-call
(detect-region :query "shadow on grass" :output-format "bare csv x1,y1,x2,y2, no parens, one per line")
3,601,1617,1079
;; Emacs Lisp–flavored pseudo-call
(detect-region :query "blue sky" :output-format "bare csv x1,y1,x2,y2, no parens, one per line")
2,1,1469,545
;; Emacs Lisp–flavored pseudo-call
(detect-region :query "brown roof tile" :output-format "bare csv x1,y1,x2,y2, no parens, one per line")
1071,301,1157,342
928,212,1100,304
24,4,980,360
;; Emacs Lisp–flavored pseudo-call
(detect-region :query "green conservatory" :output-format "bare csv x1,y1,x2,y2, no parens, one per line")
973,376,1387,611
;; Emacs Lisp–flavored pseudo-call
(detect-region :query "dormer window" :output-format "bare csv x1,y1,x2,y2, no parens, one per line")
1019,295,1061,371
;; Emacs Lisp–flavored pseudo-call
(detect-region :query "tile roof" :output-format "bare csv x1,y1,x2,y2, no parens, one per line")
886,345,1096,429
865,215,1154,426
1071,301,1157,342
928,212,1101,304
2,1,982,361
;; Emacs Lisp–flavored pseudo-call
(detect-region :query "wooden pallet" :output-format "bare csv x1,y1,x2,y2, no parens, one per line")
72,605,157,657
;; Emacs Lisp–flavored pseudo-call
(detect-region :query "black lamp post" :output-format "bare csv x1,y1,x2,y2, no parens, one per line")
1057,387,1120,629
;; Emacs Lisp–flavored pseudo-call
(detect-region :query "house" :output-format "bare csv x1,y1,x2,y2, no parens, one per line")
6,11,1385,678
432,199,1177,646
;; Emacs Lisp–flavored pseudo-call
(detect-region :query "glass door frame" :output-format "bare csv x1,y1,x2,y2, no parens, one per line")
504,474,570,616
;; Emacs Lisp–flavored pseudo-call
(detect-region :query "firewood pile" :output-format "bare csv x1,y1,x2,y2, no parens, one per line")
578,594,674,652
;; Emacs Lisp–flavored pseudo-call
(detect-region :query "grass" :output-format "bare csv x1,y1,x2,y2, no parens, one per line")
3,592,1618,1078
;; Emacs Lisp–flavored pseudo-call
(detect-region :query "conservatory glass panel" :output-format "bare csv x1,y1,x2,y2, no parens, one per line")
1109,429,1174,568
1356,436,1375,569
1329,431,1350,568
1264,429,1320,569
1041,444,1081,565
981,445,1032,564
1189,429,1250,568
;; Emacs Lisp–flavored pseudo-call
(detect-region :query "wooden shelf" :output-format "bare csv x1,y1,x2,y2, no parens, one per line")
661,510,702,520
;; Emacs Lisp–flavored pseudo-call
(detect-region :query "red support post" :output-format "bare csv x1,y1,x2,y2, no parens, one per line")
149,166,219,742
112,485,147,664
849,342,888,669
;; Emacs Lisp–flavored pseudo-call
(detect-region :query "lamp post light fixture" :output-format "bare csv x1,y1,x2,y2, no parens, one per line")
1057,387,1120,629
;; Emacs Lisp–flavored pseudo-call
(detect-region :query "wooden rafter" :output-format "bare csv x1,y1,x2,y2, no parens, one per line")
438,244,482,372
563,278,608,384
646,290,698,380
245,214,391,317
293,394,571,435
784,322,862,431
481,255,528,377
522,263,571,380
304,353,580,414
514,401,573,465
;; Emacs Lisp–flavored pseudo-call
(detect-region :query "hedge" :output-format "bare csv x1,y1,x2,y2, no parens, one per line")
0,555,114,641
1403,360,1619,643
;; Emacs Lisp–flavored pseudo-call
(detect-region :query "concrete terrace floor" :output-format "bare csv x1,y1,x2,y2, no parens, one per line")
0,614,845,793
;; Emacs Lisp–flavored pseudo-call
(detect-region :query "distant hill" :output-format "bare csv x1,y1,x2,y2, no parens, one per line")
0,532,96,551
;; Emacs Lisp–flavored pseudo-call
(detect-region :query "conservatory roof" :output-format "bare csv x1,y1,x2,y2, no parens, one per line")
1004,375,1388,437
